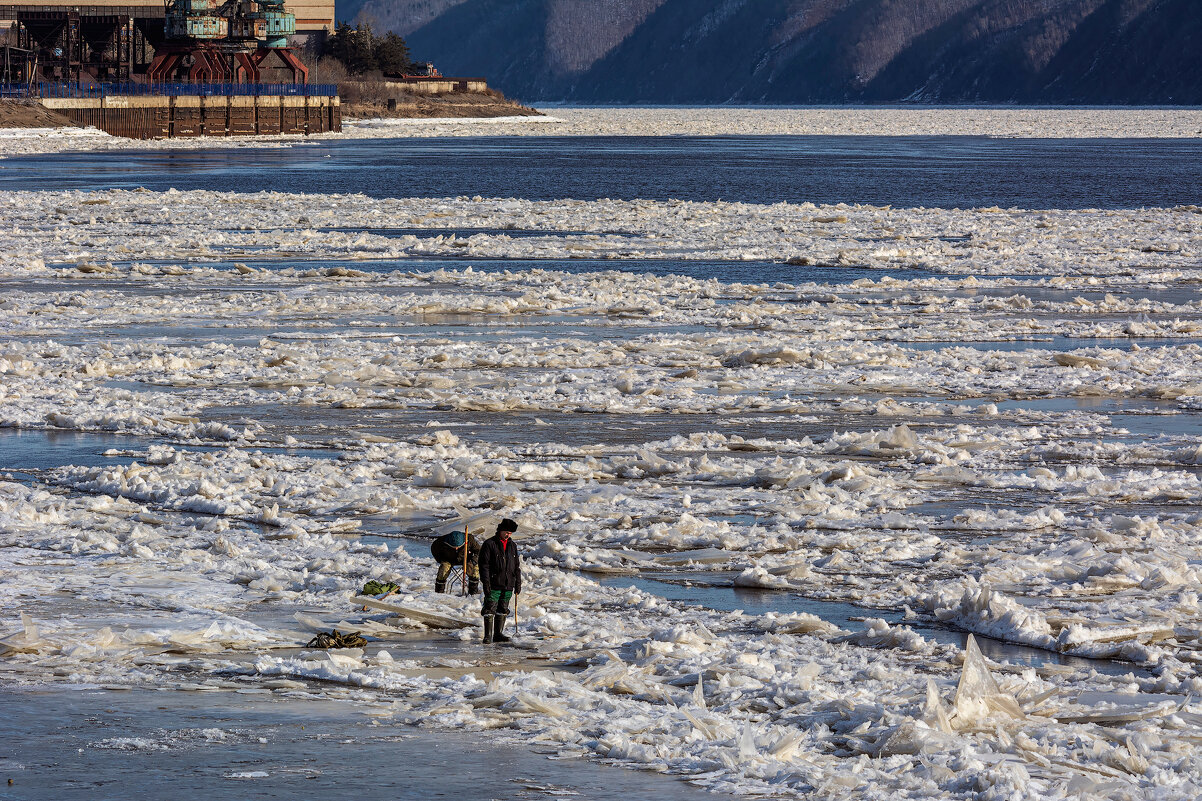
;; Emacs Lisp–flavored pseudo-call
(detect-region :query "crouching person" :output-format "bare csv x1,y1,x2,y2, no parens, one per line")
478,518,521,644
430,529,480,594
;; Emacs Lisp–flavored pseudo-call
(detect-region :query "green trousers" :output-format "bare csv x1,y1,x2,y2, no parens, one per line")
481,590,513,616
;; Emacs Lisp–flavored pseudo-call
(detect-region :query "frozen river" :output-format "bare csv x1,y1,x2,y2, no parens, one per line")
2,111,1202,800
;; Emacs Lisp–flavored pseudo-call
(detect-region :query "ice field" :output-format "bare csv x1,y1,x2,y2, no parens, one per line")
5,106,1202,162
2,113,1202,799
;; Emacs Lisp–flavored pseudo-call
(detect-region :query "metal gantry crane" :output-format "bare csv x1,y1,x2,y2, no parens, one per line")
147,0,308,83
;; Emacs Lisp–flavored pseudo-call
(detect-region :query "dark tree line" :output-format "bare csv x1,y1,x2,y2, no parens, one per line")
324,23,412,77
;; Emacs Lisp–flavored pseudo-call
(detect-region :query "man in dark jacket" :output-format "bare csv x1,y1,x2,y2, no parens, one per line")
430,530,480,594
478,518,521,643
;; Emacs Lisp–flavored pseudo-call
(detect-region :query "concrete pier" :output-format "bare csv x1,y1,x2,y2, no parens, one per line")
42,93,340,138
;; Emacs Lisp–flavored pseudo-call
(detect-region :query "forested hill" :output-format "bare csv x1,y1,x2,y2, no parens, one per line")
343,0,1202,104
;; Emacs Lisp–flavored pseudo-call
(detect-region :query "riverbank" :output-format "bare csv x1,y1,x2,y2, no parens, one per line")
0,99,78,129
339,87,541,120
1,88,535,135
5,106,1202,148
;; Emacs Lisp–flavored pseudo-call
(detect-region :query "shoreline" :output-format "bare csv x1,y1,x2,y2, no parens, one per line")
340,89,542,121
0,99,80,129
0,91,539,133
2,105,1200,142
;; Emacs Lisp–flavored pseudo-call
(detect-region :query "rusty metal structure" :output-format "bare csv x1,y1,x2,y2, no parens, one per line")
146,0,305,83
1,6,162,84
1,0,325,86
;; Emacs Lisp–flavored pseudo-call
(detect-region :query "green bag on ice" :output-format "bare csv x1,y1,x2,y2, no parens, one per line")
361,579,400,596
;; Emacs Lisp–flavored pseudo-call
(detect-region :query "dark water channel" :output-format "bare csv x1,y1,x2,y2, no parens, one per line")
0,430,136,478
0,429,341,481
900,336,1202,353
4,135,1202,208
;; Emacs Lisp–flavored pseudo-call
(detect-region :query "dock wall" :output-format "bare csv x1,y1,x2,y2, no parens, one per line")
342,78,489,97
42,94,340,138
389,78,489,95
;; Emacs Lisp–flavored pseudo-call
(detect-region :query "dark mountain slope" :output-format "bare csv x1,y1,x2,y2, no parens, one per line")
858,0,1107,102
352,0,1202,103
403,0,553,90
567,0,800,103
1040,0,1202,103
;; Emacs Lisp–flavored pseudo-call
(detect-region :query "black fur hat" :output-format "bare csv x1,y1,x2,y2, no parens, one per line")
497,518,518,533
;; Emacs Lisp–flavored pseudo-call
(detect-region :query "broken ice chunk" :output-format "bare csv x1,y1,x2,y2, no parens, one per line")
0,614,44,656
953,634,1023,724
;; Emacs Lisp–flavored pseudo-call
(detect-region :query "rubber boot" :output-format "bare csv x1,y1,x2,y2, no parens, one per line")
492,614,511,643
481,616,493,644
468,579,480,595
434,580,446,594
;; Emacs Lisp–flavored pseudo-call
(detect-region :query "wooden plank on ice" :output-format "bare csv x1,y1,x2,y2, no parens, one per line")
353,595,474,629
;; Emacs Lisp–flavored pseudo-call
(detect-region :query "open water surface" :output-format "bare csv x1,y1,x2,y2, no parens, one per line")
0,688,714,800
3,135,1202,208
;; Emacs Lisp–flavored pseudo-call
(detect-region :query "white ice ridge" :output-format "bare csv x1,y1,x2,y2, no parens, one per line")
2,190,1201,276
336,106,1202,140
2,186,1202,798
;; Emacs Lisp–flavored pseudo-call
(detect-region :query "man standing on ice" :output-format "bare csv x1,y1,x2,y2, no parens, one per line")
478,518,521,644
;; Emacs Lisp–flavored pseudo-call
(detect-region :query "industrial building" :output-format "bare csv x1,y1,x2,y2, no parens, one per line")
0,0,333,85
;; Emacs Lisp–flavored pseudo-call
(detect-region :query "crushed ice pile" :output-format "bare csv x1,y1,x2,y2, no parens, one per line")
1,184,1201,799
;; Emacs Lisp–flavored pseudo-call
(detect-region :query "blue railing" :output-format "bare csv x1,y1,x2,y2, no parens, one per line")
1,82,337,98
